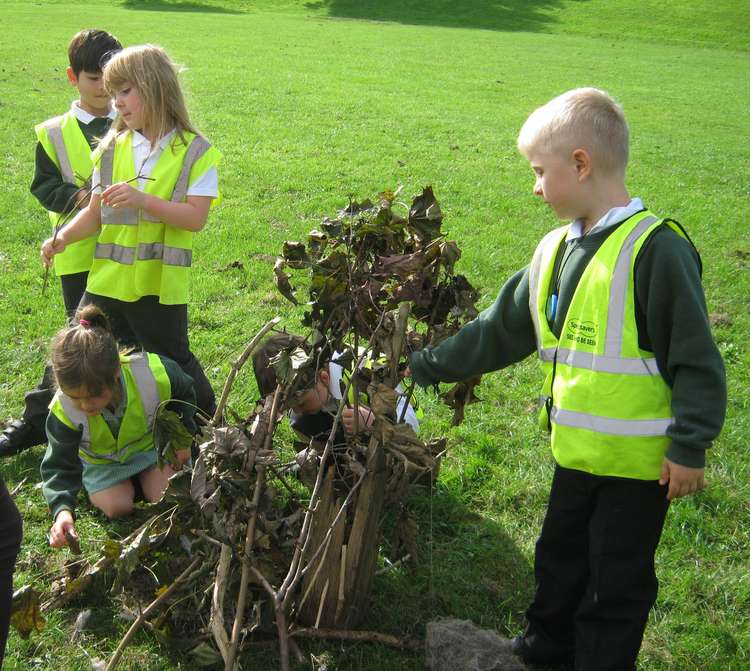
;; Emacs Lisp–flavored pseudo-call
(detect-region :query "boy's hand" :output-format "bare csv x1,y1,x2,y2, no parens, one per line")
41,236,66,267
659,458,705,500
342,405,375,434
102,182,145,210
49,510,77,549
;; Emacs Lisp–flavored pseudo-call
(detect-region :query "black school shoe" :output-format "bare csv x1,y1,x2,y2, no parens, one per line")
0,419,46,458
511,636,574,670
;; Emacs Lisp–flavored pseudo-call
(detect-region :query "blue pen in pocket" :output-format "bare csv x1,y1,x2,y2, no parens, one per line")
546,293,558,322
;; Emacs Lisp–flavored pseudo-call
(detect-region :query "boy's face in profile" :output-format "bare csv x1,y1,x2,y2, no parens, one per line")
289,371,330,415
67,67,111,116
527,148,586,221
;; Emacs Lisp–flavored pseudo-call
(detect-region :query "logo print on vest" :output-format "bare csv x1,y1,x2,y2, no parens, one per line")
566,319,597,347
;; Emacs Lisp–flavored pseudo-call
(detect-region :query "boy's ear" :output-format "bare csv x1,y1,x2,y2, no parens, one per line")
572,148,592,181
66,67,78,87
318,369,330,386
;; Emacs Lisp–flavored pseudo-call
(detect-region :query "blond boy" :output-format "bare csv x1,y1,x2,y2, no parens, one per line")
408,88,725,670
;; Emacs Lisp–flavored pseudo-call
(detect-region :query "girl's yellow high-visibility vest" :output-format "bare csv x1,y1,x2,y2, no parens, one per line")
50,352,172,465
36,111,99,275
528,211,691,480
88,130,221,304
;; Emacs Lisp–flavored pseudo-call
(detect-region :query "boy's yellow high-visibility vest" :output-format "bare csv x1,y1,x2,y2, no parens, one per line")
88,130,221,304
528,211,692,480
49,352,172,465
35,112,99,275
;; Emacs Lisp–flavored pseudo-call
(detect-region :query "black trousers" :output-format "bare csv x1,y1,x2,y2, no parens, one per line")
0,477,23,667
524,464,670,671
20,272,89,435
79,292,216,418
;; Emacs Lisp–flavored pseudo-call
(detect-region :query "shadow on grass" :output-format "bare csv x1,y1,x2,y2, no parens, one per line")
305,0,588,33
121,0,245,14
367,484,535,638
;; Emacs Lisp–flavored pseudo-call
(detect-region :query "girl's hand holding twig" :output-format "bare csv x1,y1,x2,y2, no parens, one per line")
102,181,145,210
49,510,78,549
41,236,66,267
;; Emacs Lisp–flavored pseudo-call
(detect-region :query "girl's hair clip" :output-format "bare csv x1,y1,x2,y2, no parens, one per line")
79,319,92,327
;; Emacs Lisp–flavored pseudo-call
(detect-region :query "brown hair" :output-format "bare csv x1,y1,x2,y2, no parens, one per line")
252,334,310,397
100,44,200,148
67,29,122,76
50,305,120,395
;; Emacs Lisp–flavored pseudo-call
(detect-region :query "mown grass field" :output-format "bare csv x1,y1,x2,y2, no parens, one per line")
1,1,748,669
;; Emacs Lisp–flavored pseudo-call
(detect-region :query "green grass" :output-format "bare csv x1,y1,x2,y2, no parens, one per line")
1,0,748,669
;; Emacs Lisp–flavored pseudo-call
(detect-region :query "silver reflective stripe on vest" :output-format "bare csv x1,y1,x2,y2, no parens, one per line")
528,228,562,359
99,143,138,225
128,352,161,428
95,242,135,265
44,121,75,183
101,204,139,225
604,215,658,357
137,243,192,267
142,136,211,222
550,406,673,436
538,347,660,375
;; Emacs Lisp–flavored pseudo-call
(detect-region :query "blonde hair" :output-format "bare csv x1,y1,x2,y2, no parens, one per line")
101,44,200,149
517,88,629,175
50,305,120,396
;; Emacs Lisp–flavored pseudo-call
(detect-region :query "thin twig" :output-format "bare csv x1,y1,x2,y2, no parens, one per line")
224,385,281,670
210,544,233,666
105,556,202,671
290,626,422,651
212,317,281,425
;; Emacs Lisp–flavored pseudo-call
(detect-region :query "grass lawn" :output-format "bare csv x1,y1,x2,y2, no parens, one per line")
1,0,748,669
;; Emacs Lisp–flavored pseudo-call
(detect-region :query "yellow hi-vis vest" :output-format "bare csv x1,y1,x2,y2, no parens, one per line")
35,111,98,275
528,211,689,480
50,352,171,465
88,130,220,305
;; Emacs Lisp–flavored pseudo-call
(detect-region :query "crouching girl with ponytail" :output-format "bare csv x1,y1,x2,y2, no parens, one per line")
42,305,196,549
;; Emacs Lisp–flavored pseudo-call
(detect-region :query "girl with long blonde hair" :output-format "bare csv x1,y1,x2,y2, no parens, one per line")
42,44,220,419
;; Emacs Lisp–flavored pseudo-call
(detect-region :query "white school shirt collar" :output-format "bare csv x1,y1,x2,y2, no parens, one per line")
130,128,177,151
566,197,646,241
70,100,117,124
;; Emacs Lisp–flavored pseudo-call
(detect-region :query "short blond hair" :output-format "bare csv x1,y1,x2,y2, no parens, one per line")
517,87,629,175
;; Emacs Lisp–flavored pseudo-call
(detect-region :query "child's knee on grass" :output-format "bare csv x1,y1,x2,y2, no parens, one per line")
90,480,135,519
139,463,175,503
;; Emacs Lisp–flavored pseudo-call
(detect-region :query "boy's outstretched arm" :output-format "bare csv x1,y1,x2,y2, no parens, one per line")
409,267,536,388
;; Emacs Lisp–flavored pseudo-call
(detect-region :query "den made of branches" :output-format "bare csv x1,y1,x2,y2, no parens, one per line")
13,187,482,671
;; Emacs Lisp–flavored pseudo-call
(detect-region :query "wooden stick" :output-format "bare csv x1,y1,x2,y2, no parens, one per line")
334,544,347,624
224,385,281,671
375,554,411,576
290,626,422,651
314,579,329,629
212,317,281,425
105,557,201,671
210,544,233,665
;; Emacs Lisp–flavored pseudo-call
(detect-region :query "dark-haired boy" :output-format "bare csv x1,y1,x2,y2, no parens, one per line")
253,333,420,449
0,29,122,457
